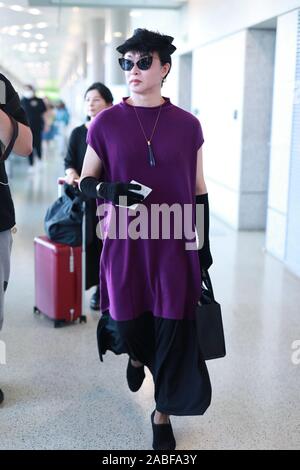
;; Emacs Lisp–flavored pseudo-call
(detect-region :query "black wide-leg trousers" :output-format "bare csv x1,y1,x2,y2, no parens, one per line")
97,310,212,416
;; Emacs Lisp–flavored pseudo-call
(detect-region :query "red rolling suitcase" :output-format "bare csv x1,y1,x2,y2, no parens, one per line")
33,178,87,327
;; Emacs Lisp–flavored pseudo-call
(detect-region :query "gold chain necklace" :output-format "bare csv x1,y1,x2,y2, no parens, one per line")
132,100,163,167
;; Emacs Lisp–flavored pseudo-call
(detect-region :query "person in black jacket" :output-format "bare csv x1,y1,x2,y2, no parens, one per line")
21,84,46,169
0,73,33,405
64,82,113,310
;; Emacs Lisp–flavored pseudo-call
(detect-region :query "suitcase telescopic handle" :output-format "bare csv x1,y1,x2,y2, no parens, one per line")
57,177,79,186
57,177,66,186
56,176,86,320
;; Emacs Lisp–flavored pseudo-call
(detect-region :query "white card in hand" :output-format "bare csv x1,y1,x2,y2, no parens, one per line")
129,180,152,210
116,180,152,210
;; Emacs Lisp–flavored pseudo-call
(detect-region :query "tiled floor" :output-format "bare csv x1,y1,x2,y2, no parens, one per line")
1,148,300,449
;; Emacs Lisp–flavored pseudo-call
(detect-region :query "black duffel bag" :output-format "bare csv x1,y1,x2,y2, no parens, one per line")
44,185,85,246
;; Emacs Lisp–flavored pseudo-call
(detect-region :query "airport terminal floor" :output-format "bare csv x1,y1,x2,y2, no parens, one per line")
1,144,299,450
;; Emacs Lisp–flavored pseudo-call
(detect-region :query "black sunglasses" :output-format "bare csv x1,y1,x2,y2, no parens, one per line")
118,56,153,71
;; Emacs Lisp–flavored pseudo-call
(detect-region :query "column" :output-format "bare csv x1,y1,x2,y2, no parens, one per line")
105,8,130,86
87,18,105,84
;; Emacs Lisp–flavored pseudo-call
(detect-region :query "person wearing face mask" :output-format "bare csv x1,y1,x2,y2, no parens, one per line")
0,73,33,405
21,85,47,171
64,82,113,310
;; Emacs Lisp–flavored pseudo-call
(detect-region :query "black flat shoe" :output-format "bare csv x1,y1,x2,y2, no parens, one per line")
151,410,176,450
0,389,4,405
90,287,100,311
126,357,145,392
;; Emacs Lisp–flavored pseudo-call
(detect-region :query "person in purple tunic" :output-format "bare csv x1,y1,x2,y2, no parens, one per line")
79,29,213,450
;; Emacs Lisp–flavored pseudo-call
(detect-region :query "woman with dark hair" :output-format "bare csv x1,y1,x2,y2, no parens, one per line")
79,29,213,450
64,82,113,310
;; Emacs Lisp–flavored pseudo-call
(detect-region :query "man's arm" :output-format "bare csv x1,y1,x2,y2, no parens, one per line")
0,108,32,156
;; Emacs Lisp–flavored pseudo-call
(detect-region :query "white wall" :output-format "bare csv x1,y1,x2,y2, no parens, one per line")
181,0,300,50
191,26,276,230
178,52,192,111
191,32,246,228
265,10,299,260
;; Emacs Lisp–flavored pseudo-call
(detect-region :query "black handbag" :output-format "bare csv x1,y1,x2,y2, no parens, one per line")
196,269,226,360
44,186,84,246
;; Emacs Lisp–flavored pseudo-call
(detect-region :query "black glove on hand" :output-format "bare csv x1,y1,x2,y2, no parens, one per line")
79,176,99,199
196,193,213,271
97,181,145,206
79,176,145,206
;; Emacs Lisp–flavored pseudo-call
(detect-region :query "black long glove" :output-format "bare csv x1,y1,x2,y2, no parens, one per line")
80,176,145,206
196,193,213,271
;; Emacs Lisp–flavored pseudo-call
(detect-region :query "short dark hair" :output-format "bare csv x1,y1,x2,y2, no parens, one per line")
116,29,176,84
84,82,113,104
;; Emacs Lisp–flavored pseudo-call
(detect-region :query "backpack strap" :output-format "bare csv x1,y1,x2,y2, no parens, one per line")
0,114,19,162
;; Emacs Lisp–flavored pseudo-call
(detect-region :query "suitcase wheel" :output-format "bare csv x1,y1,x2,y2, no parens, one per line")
54,320,65,328
80,315,87,324
33,306,41,315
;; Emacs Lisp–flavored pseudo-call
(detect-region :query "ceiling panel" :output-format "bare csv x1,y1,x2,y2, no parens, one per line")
28,0,186,9
0,0,183,88
0,1,107,86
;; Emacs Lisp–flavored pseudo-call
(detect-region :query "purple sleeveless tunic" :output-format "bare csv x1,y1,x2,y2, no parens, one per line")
87,97,204,322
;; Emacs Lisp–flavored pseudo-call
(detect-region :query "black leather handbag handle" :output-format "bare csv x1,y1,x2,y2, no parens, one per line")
0,114,19,162
201,269,215,301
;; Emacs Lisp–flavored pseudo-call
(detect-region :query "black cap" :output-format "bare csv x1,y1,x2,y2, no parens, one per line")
116,28,176,56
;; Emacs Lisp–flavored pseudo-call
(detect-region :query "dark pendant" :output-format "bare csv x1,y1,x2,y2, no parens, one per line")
147,142,156,167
